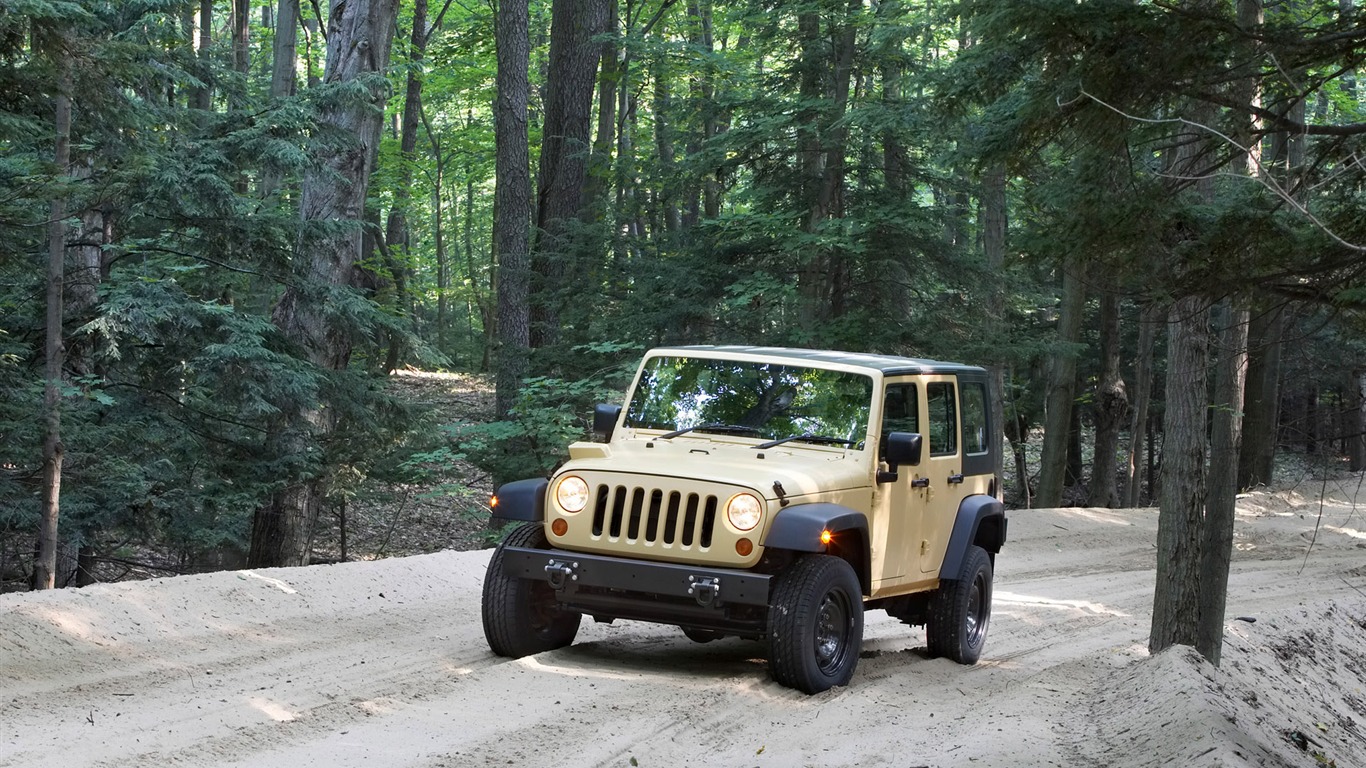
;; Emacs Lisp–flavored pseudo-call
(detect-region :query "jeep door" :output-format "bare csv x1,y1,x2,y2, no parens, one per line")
918,376,965,575
870,379,920,591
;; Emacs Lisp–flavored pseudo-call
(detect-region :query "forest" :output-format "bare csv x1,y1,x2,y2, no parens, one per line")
2,0,1364,657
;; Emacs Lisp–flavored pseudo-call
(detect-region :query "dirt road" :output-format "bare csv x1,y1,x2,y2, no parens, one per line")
4,481,1365,767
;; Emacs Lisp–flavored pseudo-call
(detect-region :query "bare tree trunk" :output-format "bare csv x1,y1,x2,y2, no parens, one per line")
1304,383,1320,454
231,0,250,107
433,147,448,355
462,164,493,371
1198,302,1249,665
494,0,532,418
1238,307,1284,488
652,60,681,235
259,0,301,197
1066,398,1084,487
1037,259,1087,508
584,0,619,220
529,0,610,349
795,0,858,331
1150,295,1210,654
420,103,450,359
192,0,214,110
1087,291,1127,507
1350,368,1366,472
699,0,721,221
1124,303,1160,507
1197,0,1260,664
981,164,1007,492
248,0,400,568
35,34,72,591
380,0,430,371
271,0,300,98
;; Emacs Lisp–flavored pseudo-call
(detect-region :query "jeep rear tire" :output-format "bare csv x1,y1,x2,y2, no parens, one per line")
926,544,992,664
767,555,864,694
482,522,582,657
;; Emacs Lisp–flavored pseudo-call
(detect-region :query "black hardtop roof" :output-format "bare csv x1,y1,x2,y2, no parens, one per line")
649,345,987,377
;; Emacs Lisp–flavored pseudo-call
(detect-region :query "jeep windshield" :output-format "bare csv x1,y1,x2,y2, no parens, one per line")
623,356,873,448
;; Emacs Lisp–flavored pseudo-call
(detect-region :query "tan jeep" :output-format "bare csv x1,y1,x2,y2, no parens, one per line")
482,346,1007,693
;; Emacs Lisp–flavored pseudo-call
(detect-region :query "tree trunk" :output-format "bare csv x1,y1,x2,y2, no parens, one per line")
271,0,300,98
795,0,858,332
1066,396,1084,488
192,0,214,110
1037,259,1087,508
699,0,721,222
1088,291,1127,508
584,0,619,220
248,0,400,568
1198,302,1249,665
463,164,494,371
981,164,1007,492
1124,302,1160,507
1304,383,1320,454
494,0,532,418
1238,307,1283,488
613,20,639,265
529,0,610,349
231,0,250,106
34,34,72,591
1198,8,1259,659
1350,368,1366,472
1150,295,1210,654
380,0,429,371
259,0,301,196
652,59,681,235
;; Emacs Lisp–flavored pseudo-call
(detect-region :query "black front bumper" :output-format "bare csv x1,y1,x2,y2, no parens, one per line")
501,546,773,636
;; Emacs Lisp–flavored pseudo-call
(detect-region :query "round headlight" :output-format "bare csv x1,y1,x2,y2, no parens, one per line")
726,493,763,531
556,476,590,513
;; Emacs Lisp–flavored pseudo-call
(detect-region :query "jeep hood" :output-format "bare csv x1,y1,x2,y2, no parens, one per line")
559,438,872,500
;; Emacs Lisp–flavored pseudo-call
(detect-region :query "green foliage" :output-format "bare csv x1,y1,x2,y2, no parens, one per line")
452,345,639,484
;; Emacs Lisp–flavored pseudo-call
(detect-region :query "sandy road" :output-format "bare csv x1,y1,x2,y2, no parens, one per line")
3,483,1364,767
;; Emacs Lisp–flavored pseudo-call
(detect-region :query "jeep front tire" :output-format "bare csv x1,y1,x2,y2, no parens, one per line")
767,555,864,694
927,544,993,664
482,522,582,657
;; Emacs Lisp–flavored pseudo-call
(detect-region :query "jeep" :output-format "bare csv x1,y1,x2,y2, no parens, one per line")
481,345,1007,693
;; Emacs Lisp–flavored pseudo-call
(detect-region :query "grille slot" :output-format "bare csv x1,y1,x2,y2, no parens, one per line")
591,484,718,549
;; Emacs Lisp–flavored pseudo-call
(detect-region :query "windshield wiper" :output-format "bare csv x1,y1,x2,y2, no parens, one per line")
656,423,764,440
753,434,857,449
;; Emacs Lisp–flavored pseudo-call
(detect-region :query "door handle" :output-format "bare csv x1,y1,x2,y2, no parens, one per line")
947,473,964,485
911,477,930,488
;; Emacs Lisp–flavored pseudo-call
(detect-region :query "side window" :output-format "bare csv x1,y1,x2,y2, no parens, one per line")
879,383,919,459
961,381,989,456
926,382,958,457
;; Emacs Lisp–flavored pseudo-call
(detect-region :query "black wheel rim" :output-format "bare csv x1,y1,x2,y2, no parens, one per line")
814,588,853,674
528,582,562,635
965,570,988,646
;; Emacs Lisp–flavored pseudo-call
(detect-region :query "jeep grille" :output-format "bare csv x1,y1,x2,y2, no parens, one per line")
590,484,718,549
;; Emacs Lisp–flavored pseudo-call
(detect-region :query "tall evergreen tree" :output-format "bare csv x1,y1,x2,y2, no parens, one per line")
249,0,402,567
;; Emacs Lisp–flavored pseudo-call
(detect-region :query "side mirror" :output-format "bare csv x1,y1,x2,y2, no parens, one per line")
593,403,623,441
886,432,923,469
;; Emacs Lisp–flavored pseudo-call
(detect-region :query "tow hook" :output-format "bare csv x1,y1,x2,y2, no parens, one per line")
544,559,577,590
688,576,721,607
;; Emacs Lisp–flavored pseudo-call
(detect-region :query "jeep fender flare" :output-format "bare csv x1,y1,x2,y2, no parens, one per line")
938,494,1008,581
491,478,549,522
763,503,871,595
